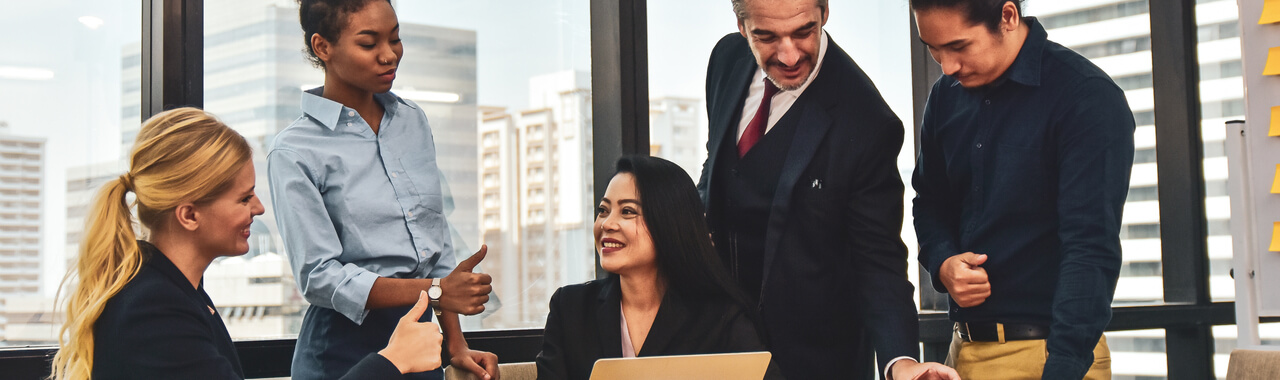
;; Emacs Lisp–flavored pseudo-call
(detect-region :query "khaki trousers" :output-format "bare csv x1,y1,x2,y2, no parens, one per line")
945,329,1111,379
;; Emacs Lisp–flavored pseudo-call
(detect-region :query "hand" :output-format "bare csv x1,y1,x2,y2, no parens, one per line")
378,291,444,374
890,360,961,380
440,245,493,315
939,252,990,308
449,346,500,380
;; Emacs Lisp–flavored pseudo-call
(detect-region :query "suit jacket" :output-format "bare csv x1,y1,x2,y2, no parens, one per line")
698,33,920,379
93,241,402,379
535,277,776,380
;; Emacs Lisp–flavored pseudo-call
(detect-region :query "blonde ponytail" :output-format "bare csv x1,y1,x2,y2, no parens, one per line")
51,108,251,379
50,177,142,380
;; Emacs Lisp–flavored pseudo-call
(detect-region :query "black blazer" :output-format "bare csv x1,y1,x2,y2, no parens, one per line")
698,33,920,379
92,241,401,379
536,277,776,380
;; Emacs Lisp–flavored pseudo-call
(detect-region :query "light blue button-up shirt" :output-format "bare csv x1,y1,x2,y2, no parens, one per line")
268,87,456,324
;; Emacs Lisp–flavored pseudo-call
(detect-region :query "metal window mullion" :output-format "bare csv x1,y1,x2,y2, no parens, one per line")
141,0,203,120
1149,0,1214,378
590,0,649,279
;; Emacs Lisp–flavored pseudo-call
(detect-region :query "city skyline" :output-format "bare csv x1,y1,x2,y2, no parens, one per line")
0,0,718,341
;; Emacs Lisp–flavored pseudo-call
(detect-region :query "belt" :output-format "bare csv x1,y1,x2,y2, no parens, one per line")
956,322,1049,343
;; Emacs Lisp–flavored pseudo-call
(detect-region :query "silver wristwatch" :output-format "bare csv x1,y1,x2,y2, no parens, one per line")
427,282,444,317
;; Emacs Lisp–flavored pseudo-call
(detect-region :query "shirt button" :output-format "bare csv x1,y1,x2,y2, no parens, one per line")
420,250,428,256
346,122,352,127
976,143,983,149
973,186,981,192
407,211,414,218
348,110,356,117
984,100,991,105
391,172,398,178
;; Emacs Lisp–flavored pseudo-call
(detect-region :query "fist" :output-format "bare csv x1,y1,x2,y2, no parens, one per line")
939,252,990,308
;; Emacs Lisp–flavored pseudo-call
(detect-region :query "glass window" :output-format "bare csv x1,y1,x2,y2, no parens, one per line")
1193,0,1242,303
197,0,592,339
0,0,141,346
379,1,594,331
1107,329,1169,379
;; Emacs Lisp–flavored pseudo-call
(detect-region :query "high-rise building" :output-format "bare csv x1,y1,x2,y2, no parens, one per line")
476,71,713,329
0,122,46,342
64,161,124,269
1026,1,1243,378
648,97,707,179
0,123,45,298
204,251,301,338
478,71,595,329
0,296,57,344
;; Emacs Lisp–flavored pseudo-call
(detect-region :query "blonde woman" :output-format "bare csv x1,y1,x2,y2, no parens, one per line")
51,108,443,379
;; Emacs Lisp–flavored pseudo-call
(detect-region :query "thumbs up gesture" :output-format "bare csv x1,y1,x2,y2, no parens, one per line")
439,245,494,315
939,252,991,308
379,291,444,374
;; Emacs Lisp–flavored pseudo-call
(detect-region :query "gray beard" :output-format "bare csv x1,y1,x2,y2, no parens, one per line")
766,70,810,92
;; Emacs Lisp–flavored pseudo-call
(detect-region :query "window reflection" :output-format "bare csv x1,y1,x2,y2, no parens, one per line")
0,0,141,347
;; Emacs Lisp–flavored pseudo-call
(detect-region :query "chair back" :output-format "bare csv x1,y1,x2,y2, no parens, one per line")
1227,349,1280,380
444,362,537,380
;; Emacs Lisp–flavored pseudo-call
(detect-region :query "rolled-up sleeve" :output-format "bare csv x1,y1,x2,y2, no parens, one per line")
268,148,378,324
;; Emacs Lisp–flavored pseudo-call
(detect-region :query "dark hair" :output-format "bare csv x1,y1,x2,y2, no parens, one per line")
909,0,1023,33
297,0,391,69
611,156,753,309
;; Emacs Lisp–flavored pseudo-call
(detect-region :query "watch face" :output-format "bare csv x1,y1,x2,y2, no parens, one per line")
428,285,443,299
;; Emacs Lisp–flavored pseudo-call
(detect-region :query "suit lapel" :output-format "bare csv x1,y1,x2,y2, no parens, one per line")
596,277,623,359
703,54,759,207
635,291,687,357
760,79,835,296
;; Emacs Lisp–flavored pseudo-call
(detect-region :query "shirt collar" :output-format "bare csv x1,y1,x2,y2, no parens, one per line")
1004,17,1047,87
300,87,418,130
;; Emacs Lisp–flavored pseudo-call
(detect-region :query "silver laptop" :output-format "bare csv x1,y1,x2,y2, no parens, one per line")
588,351,772,380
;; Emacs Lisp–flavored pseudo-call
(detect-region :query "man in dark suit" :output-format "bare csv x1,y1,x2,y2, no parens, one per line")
698,1,958,379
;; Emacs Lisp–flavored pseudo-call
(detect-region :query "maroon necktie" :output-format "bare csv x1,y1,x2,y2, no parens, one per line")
738,79,780,158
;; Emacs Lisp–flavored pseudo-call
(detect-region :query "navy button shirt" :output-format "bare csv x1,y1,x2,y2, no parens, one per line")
913,17,1135,379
